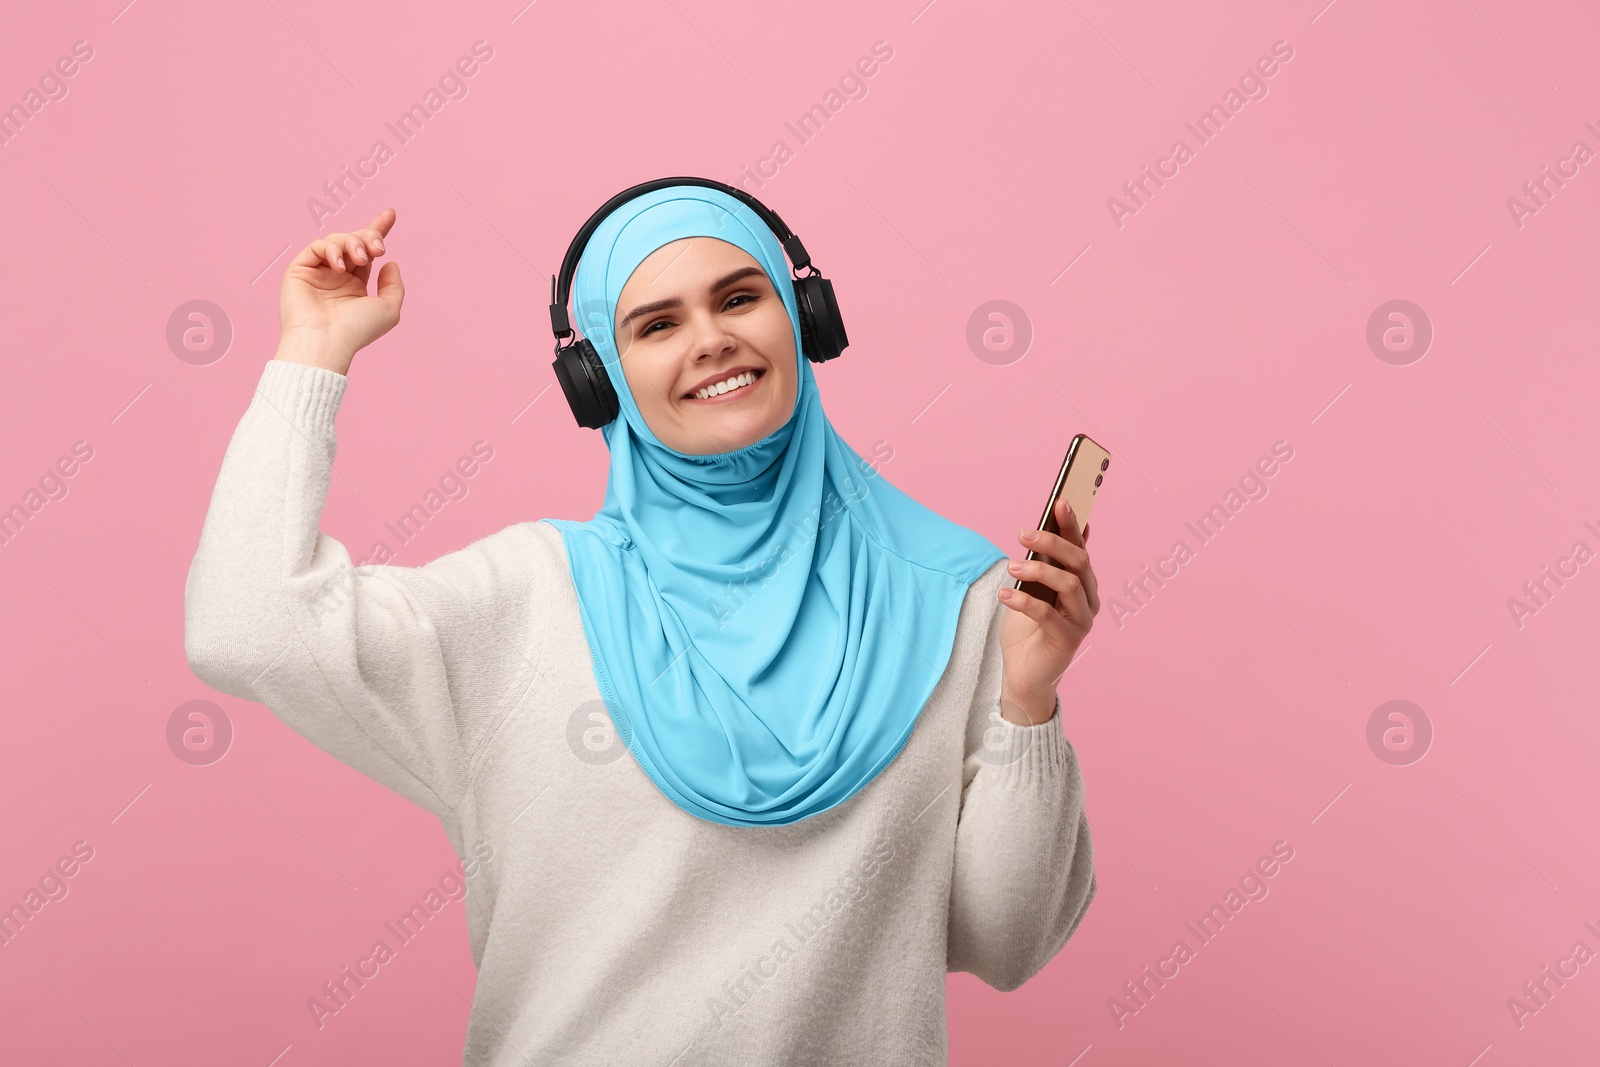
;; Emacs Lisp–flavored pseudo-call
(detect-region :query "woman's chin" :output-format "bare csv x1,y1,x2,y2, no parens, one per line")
709,426,773,453
676,410,782,454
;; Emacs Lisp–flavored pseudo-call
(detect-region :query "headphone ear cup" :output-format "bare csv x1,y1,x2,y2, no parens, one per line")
794,274,849,363
552,340,619,429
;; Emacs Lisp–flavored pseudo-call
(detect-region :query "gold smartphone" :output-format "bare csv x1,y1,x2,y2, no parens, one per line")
1014,433,1110,601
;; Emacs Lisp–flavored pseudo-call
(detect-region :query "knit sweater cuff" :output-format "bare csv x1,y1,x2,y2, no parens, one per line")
988,694,1073,788
253,357,348,437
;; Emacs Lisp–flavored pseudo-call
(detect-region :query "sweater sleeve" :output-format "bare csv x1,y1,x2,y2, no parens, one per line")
945,596,1097,992
183,358,550,824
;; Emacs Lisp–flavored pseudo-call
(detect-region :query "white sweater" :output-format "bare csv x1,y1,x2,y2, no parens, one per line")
183,357,1096,1066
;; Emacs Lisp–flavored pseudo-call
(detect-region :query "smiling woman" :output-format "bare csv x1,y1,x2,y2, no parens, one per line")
612,240,799,455
185,177,1099,1066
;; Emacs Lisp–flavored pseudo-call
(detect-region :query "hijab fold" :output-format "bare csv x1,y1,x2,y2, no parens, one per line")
541,185,1004,827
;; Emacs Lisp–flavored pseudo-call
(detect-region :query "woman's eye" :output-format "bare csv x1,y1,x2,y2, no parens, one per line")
637,295,756,337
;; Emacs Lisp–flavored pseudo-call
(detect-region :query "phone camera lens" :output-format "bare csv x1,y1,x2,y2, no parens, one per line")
1094,474,1103,486
1100,458,1109,470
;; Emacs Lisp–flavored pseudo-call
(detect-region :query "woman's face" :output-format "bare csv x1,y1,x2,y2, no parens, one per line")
613,237,798,455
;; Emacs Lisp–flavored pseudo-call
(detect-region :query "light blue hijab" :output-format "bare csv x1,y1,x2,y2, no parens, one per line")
542,185,1005,827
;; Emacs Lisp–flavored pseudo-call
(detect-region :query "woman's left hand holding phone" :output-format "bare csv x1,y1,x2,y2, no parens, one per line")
275,208,404,376
996,495,1100,725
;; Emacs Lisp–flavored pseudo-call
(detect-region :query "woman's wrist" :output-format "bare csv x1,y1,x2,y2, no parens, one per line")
999,680,1059,726
274,328,354,376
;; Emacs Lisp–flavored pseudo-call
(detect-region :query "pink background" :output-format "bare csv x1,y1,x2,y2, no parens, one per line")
2,0,1596,1063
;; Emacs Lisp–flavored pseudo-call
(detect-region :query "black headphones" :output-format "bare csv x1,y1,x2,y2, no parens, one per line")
548,176,850,429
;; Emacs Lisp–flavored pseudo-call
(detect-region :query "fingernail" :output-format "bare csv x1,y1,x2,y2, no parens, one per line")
1008,559,1023,573
1020,529,1037,541
999,588,1015,600
372,239,384,252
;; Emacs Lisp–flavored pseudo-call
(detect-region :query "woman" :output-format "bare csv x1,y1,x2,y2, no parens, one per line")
185,180,1098,1066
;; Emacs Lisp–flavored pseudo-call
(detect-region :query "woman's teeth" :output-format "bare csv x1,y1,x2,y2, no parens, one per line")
691,371,759,400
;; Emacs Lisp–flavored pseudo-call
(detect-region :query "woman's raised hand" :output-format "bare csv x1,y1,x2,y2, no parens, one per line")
275,209,404,375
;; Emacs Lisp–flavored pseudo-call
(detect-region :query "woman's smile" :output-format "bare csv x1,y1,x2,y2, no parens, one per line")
683,367,766,404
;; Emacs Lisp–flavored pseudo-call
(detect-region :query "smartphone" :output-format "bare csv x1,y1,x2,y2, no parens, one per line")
1014,433,1110,601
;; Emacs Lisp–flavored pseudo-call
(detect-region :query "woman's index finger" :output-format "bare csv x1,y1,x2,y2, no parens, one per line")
1055,494,1085,546
363,208,397,238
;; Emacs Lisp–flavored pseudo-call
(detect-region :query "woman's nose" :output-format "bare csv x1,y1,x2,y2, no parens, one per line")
687,311,736,358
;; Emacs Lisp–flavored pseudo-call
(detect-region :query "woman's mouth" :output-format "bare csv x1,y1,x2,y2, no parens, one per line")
684,368,765,404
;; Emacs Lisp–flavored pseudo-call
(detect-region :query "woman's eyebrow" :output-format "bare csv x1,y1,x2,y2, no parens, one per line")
616,267,768,330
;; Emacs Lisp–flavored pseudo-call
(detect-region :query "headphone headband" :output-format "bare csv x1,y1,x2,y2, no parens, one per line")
548,177,814,343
